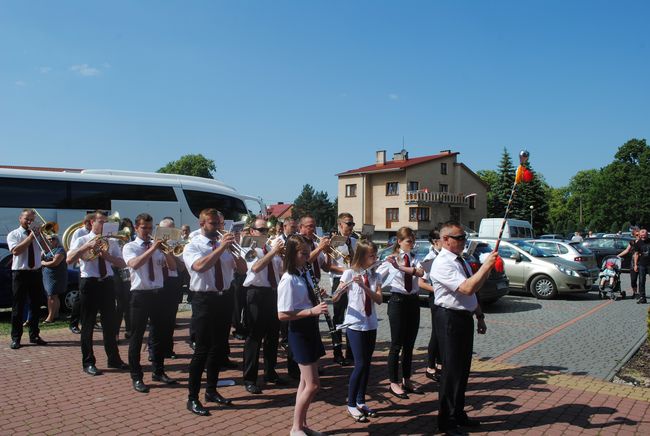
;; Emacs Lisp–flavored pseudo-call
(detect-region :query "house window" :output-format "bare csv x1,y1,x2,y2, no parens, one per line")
386,182,399,196
439,183,448,193
469,196,475,209
386,208,399,222
409,207,430,222
441,163,448,175
407,181,419,192
345,184,357,197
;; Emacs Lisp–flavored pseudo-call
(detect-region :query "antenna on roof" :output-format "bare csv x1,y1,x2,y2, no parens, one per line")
402,136,405,148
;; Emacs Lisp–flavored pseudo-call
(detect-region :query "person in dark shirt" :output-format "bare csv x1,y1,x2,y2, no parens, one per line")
633,229,650,304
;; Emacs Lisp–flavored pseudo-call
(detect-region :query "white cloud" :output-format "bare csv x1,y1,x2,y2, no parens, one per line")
69,64,101,77
39,66,52,74
388,93,399,100
15,80,26,87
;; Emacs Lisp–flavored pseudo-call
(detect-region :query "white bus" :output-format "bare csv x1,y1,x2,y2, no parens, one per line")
0,166,265,241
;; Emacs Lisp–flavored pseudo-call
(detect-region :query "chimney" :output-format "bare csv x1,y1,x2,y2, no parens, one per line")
440,149,451,154
376,150,386,166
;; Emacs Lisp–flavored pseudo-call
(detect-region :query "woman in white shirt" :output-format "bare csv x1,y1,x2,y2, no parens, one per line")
277,235,329,436
376,227,424,399
333,240,383,422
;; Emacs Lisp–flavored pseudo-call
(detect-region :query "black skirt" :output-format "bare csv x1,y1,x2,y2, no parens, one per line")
288,316,325,364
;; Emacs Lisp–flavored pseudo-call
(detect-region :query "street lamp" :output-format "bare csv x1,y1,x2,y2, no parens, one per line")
530,205,534,226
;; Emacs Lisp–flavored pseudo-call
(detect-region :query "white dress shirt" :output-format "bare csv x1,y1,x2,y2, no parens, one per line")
243,247,282,288
7,226,42,270
183,233,236,292
340,269,379,331
430,247,478,312
376,249,421,295
70,232,123,278
330,236,357,280
277,271,314,312
122,237,167,290
70,226,90,246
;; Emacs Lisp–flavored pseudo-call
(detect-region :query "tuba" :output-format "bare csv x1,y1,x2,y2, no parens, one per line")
63,221,84,251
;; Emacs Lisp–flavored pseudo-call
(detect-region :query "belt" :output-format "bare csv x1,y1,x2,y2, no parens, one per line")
191,290,227,296
436,305,473,316
131,288,164,294
82,276,113,283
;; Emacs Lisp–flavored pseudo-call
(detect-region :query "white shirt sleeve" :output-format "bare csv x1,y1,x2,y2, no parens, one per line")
183,241,203,272
70,235,84,251
431,258,467,293
277,273,295,312
7,230,19,251
122,242,137,263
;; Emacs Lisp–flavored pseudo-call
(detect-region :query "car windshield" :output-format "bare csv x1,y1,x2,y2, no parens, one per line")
568,243,592,255
509,239,555,257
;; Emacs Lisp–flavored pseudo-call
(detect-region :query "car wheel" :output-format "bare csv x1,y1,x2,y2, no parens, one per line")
530,275,558,300
63,289,80,311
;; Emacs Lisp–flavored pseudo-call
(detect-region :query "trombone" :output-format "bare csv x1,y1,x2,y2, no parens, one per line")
30,209,59,256
312,233,351,265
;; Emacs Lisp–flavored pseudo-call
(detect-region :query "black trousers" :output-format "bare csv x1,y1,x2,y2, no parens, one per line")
638,265,649,299
387,293,420,383
428,296,440,368
243,286,280,383
79,277,121,367
188,292,231,401
331,277,352,359
11,270,43,342
434,306,474,429
129,289,166,380
113,271,131,336
232,273,248,335
630,268,639,291
148,276,182,358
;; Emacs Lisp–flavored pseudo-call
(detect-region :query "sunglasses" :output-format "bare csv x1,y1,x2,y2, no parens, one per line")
342,221,355,227
447,233,467,241
251,227,269,233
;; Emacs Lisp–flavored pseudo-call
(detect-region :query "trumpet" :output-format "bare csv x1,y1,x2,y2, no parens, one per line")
215,230,249,260
245,236,285,261
312,233,351,265
160,239,188,256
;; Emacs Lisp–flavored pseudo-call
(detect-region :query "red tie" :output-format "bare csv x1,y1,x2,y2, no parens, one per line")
404,253,412,293
263,246,277,288
143,241,155,281
211,241,224,291
311,241,321,279
26,230,35,269
363,273,372,316
163,266,169,280
98,257,107,278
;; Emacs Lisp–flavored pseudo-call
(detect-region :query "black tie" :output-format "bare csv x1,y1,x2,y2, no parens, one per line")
457,256,471,278
301,272,319,307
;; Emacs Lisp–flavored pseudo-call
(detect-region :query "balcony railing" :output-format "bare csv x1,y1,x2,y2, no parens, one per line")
405,190,469,206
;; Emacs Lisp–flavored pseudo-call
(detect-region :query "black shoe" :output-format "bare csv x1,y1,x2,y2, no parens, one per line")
124,332,131,339
403,384,424,395
389,386,409,399
187,399,210,416
132,379,150,393
83,365,102,376
30,337,47,346
107,360,129,370
221,358,237,369
425,370,441,382
264,374,288,385
152,372,177,385
245,383,262,394
334,356,350,366
205,391,233,405
10,340,20,350
637,298,647,304
69,326,81,334
190,341,196,350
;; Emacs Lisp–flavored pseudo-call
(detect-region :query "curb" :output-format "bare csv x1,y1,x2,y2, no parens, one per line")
606,332,647,382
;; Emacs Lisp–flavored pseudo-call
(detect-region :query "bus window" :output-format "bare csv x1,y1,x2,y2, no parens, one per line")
70,182,177,209
183,189,247,220
0,177,68,208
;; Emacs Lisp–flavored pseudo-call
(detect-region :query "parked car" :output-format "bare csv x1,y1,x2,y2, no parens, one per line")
526,239,599,281
472,238,592,300
539,234,566,240
581,237,633,271
377,239,509,305
0,242,80,311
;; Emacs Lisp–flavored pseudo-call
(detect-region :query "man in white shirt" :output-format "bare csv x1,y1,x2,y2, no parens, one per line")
327,212,357,366
122,213,178,393
430,221,495,434
7,209,47,349
67,212,95,335
182,208,247,416
242,218,285,394
158,217,185,360
67,211,127,376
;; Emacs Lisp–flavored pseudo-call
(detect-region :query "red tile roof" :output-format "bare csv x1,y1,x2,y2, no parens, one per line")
337,152,458,176
266,203,293,218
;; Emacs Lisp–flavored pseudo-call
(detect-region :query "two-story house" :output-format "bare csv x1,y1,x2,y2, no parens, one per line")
337,149,487,242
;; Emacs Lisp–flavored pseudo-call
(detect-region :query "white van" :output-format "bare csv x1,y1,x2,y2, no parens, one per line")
0,167,265,241
478,218,534,239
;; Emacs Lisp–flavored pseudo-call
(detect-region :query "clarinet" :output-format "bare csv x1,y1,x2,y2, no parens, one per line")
305,263,342,353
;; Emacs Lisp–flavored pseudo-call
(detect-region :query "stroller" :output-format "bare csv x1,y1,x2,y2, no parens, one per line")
597,256,624,300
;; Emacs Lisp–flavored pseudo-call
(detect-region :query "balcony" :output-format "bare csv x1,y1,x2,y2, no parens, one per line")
405,190,469,207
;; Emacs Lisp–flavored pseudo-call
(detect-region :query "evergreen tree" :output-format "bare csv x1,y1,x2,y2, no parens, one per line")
492,148,517,218
292,184,336,232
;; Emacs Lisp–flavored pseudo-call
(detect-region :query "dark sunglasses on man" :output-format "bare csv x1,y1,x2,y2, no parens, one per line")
251,227,269,233
342,221,355,227
446,233,467,241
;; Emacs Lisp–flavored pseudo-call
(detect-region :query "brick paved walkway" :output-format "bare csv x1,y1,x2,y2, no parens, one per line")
2,313,649,435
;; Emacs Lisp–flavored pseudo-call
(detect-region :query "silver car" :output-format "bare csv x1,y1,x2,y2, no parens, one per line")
526,239,599,281
472,238,592,299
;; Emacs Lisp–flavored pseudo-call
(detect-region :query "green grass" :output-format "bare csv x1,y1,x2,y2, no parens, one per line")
0,311,70,337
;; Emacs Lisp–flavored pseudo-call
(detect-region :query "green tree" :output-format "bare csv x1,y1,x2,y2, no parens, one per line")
157,154,216,179
477,169,499,217
292,184,337,231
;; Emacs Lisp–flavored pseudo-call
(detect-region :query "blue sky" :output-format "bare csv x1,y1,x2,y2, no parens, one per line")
1,1,649,205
